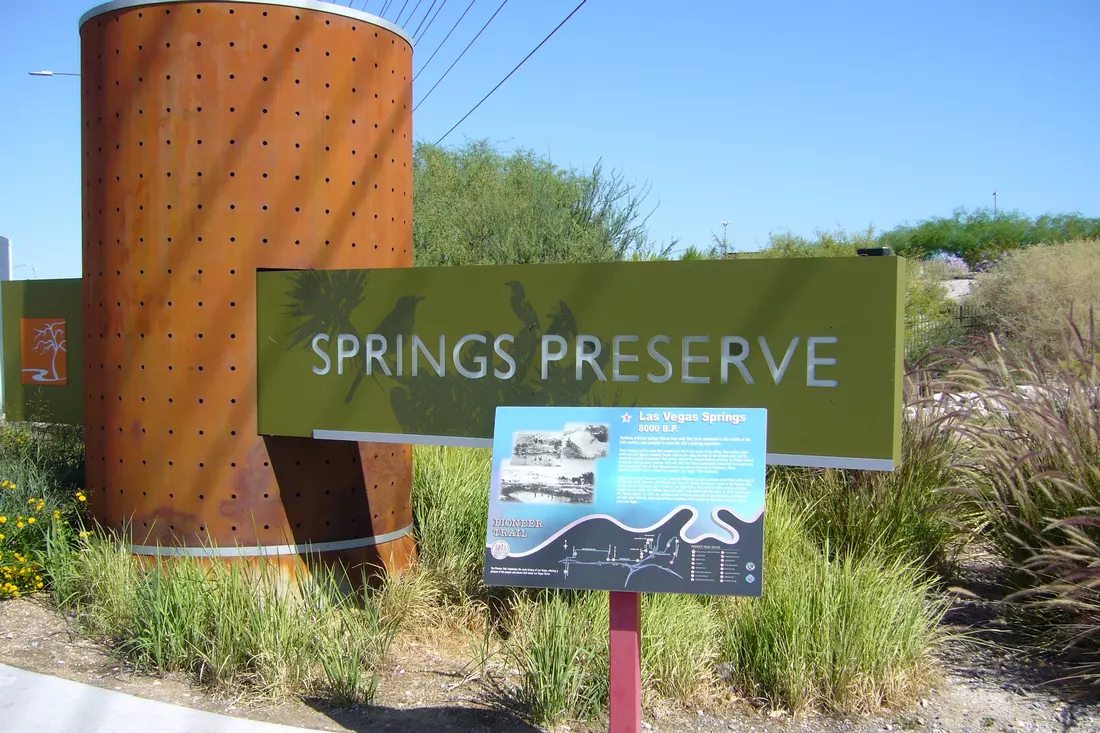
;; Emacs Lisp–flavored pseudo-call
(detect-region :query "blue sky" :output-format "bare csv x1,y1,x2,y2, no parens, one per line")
2,0,1098,279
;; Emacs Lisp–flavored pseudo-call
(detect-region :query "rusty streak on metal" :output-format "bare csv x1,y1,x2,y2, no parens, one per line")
80,0,416,573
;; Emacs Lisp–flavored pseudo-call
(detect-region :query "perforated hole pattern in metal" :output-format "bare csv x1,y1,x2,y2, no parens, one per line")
80,1,414,560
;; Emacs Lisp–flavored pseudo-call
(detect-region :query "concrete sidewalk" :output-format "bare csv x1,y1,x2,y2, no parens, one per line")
0,663,325,733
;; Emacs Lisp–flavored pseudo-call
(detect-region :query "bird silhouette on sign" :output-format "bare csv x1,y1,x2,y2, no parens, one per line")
345,295,425,404
505,280,544,395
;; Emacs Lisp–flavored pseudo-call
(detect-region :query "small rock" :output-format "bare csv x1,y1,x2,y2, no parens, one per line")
30,642,38,647
152,680,161,686
5,633,13,639
56,661,64,666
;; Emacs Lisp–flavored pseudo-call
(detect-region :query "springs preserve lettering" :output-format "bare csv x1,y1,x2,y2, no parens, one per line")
256,256,905,467
309,333,840,388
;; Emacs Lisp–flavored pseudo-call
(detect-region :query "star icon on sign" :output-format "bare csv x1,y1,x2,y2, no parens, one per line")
621,412,631,423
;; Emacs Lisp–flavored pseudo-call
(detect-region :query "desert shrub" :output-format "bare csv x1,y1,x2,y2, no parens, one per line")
905,260,967,360
0,422,87,598
413,141,672,266
943,317,1100,682
717,491,944,713
969,238,1100,358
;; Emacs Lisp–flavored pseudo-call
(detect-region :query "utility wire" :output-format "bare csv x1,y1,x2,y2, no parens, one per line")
414,0,475,82
411,0,439,40
434,0,587,145
414,0,508,111
413,0,446,44
400,0,425,26
393,0,410,24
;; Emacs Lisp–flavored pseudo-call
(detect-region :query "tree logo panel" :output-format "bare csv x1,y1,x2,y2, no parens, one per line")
20,318,68,386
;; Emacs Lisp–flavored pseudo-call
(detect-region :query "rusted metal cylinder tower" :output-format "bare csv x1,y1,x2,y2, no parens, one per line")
79,0,415,573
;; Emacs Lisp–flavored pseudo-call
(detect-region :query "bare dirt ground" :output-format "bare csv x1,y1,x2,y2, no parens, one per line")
0,579,1097,733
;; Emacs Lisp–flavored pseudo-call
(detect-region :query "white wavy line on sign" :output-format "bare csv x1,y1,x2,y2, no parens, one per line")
488,503,764,558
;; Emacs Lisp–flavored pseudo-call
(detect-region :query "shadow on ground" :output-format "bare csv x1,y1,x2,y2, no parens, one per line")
303,701,545,733
940,554,1100,705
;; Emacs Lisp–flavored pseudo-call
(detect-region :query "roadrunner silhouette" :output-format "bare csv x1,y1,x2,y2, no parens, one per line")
344,295,425,404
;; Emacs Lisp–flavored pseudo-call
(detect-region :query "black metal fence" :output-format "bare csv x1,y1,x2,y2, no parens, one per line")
906,303,991,360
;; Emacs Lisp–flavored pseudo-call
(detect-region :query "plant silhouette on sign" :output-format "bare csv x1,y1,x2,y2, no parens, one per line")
281,274,629,438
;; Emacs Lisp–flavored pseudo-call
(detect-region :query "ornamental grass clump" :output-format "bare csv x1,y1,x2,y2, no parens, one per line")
770,373,974,573
47,532,401,703
717,491,945,714
943,311,1100,684
411,445,494,607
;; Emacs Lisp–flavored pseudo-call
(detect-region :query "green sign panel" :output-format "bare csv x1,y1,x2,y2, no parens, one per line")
1,278,84,425
257,257,906,470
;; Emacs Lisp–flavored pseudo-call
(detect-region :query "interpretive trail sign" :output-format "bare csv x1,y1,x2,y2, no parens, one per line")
482,405,767,597
257,256,905,470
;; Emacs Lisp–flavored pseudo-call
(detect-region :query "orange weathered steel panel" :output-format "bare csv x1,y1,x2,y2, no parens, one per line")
79,0,415,571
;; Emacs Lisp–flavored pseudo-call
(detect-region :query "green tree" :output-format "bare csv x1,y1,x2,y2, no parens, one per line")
878,207,1100,267
412,141,674,266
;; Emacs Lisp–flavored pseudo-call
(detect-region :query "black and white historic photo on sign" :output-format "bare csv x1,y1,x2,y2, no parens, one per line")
498,460,597,504
562,422,610,460
511,430,564,467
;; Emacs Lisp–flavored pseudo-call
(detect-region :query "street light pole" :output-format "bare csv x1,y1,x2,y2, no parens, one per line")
993,191,998,222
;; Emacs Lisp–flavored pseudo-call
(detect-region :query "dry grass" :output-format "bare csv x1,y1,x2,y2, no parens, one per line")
969,238,1100,358
939,313,1100,684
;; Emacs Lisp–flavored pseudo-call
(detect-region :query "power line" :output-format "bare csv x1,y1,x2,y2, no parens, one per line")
434,0,588,145
399,0,424,25
414,0,508,112
413,0,476,82
392,0,410,24
413,0,447,44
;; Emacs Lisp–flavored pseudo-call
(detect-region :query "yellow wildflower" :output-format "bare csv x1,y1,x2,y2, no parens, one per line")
0,480,7,488
27,498,36,505
75,492,87,502
36,583,43,589
0,534,4,541
27,517,35,524
54,510,61,519
0,516,6,524
16,522,23,529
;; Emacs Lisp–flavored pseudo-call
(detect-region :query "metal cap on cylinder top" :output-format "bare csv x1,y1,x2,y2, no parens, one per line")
78,0,415,573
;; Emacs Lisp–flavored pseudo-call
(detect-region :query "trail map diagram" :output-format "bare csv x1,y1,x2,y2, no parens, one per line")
560,533,682,588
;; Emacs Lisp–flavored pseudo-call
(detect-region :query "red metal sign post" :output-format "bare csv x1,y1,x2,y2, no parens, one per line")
609,591,643,733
